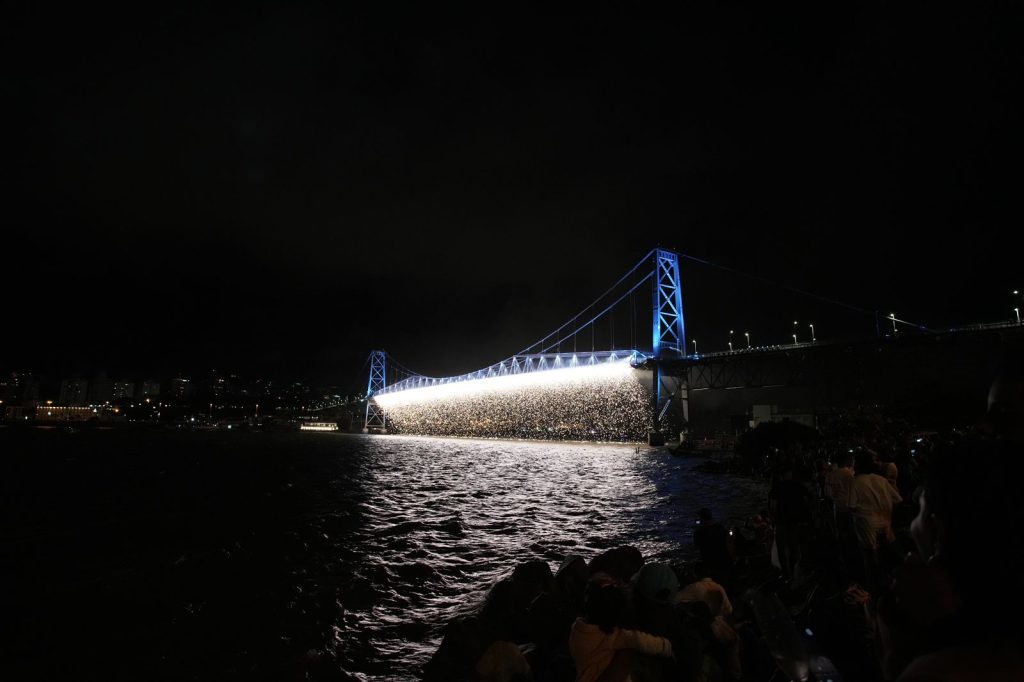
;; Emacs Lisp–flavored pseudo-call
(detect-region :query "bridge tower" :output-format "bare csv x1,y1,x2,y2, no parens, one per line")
363,350,387,432
652,249,686,358
651,249,688,440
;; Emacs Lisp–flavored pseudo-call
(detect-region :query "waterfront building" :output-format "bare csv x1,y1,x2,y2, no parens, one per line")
38,405,95,421
0,374,18,401
59,379,89,406
90,372,113,403
113,381,135,399
750,404,816,429
139,380,161,396
20,374,40,402
171,377,192,398
4,404,33,421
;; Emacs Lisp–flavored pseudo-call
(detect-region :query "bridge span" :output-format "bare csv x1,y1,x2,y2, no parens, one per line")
361,248,1023,442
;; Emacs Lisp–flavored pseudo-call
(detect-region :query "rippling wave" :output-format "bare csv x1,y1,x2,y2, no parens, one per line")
314,435,766,679
2,429,765,681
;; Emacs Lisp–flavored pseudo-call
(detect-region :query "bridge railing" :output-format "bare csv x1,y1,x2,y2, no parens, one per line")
681,321,1024,362
693,340,818,359
945,320,1022,333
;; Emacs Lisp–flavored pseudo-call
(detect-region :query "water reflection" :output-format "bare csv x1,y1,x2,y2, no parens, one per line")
325,435,765,678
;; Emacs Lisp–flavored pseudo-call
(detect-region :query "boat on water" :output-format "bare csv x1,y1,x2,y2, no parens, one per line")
299,422,338,432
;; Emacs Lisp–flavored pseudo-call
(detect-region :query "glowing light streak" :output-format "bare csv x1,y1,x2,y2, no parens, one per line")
373,357,634,409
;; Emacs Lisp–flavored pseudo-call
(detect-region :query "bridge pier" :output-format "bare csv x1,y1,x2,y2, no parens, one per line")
650,361,690,444
650,249,687,444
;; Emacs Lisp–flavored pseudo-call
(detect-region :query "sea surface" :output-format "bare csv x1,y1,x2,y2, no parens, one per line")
1,428,766,680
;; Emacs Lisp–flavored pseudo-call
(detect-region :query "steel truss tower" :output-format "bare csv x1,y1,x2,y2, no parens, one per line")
651,249,687,437
364,350,387,431
652,249,686,358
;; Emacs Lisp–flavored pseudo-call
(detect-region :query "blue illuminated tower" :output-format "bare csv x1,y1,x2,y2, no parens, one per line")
651,249,686,359
364,350,387,431
651,249,686,435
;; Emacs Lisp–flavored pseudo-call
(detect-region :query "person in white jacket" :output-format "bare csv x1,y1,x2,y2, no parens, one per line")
568,577,673,682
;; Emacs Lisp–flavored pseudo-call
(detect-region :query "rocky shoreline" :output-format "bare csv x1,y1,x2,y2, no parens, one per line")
419,538,802,682
423,546,649,680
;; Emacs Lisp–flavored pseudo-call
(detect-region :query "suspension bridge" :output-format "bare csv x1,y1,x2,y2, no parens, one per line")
359,248,1023,443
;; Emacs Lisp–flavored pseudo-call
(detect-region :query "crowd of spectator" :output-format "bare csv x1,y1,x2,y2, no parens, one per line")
428,346,1024,681
741,349,1024,680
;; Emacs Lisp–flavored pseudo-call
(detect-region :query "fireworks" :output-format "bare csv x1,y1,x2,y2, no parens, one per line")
371,359,652,441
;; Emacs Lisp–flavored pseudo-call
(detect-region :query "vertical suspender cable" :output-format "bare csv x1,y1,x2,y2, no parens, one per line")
630,290,635,350
610,305,615,349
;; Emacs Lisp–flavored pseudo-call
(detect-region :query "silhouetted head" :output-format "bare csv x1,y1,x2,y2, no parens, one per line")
985,343,1024,442
583,580,626,634
676,563,699,587
911,438,1024,630
854,450,877,475
633,562,682,605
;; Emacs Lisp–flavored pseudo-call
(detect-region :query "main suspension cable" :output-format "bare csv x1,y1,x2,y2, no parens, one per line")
517,249,654,355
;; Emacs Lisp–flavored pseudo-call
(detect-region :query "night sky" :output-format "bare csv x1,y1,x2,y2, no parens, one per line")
5,4,1022,386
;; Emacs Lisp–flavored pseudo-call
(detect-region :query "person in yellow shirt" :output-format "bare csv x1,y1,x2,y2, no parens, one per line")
568,576,673,682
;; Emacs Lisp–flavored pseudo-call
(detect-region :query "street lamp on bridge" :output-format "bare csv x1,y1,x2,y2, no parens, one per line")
792,321,799,343
890,313,898,335
809,323,816,343
792,333,798,345
728,330,734,352
745,332,750,349
692,339,698,356
1016,307,1021,325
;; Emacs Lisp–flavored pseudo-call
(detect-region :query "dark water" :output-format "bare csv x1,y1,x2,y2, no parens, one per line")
1,428,765,680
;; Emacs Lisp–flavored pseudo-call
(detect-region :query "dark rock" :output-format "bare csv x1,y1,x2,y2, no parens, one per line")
511,560,554,592
482,578,515,621
480,578,527,642
588,546,644,582
479,561,556,643
555,555,588,612
526,591,574,646
422,615,490,681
